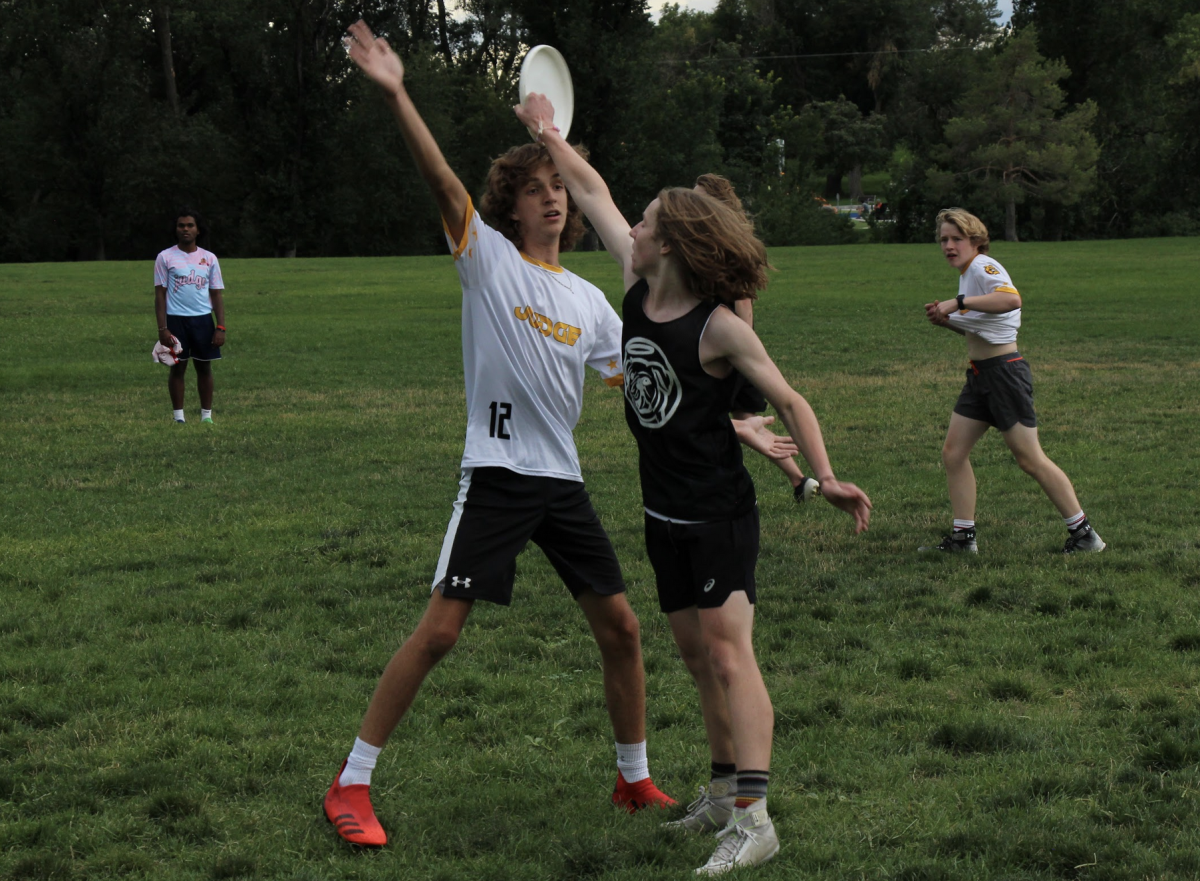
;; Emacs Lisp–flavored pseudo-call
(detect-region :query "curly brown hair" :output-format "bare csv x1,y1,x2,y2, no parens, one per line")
654,188,771,304
478,142,589,253
935,207,990,254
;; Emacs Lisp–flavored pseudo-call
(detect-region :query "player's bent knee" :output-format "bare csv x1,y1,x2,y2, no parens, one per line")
413,623,462,661
599,613,640,653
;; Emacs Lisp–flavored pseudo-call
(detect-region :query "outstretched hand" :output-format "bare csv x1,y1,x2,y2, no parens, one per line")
345,19,404,94
819,479,873,534
733,415,800,461
514,93,556,140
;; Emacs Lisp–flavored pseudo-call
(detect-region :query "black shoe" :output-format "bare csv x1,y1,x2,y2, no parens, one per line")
793,477,821,503
919,532,978,553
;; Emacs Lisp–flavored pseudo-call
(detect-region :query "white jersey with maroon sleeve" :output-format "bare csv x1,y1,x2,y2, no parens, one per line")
947,254,1021,344
443,199,624,482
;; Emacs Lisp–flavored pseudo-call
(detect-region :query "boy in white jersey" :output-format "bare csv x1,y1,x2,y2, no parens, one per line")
154,208,226,424
321,20,677,849
921,207,1104,554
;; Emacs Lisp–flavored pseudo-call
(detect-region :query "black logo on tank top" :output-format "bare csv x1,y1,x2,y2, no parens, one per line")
623,337,682,429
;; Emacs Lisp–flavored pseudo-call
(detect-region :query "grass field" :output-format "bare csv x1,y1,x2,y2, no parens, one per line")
2,237,1199,880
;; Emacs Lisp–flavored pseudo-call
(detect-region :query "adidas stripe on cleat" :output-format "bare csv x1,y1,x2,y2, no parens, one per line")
323,760,387,846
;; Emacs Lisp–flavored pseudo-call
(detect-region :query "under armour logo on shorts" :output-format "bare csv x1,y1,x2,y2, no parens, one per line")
450,576,472,588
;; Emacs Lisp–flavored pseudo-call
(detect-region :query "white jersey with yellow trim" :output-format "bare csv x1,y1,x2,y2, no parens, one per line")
947,254,1022,344
443,199,624,482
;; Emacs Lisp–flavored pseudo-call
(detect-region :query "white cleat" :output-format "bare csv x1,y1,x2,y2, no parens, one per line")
695,803,779,876
662,781,735,834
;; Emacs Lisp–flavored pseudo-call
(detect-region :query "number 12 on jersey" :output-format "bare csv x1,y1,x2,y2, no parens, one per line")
488,401,512,439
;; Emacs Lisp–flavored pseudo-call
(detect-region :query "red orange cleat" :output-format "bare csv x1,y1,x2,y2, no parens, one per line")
612,771,677,814
324,761,387,847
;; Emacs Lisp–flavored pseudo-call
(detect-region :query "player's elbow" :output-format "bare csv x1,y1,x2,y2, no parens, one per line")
999,294,1022,313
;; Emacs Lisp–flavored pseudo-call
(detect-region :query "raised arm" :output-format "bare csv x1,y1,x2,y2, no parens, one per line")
514,94,638,290
701,308,872,533
346,20,469,243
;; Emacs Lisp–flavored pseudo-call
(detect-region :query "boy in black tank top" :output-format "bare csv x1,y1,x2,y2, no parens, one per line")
518,95,872,875
693,174,821,505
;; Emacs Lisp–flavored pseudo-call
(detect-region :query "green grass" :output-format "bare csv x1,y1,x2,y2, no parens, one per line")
2,237,1199,879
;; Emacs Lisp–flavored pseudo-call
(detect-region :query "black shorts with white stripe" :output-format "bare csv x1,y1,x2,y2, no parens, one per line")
433,467,625,606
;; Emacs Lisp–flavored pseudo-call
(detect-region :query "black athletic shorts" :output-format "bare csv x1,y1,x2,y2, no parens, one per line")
166,313,222,362
644,506,759,614
952,352,1037,431
434,467,625,606
729,370,767,415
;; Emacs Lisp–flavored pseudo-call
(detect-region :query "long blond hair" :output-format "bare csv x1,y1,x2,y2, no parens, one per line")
654,188,770,304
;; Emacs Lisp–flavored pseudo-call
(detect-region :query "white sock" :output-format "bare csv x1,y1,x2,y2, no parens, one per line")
173,409,185,422
1064,511,1086,531
615,740,650,783
200,408,212,420
339,737,383,787
952,519,975,532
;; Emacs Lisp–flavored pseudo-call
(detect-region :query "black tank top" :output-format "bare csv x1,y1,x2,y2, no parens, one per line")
621,279,756,521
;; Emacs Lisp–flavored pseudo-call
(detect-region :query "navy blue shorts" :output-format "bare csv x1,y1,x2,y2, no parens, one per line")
167,314,222,362
433,467,625,606
645,506,760,614
952,352,1037,431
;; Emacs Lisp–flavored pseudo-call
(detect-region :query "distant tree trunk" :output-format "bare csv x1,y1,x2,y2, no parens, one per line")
847,163,864,201
436,0,453,65
824,171,842,201
1005,198,1018,241
153,4,179,116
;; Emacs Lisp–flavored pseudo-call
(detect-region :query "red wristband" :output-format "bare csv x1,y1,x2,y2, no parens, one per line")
215,325,226,331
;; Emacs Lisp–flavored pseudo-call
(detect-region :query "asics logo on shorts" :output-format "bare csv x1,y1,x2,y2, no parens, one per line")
450,576,472,588
703,579,716,593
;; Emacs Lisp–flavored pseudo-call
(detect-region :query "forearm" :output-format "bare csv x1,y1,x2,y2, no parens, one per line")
155,288,168,328
958,291,1021,314
210,291,225,326
539,128,610,207
775,394,835,483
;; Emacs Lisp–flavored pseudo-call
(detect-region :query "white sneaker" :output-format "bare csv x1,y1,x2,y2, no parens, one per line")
793,477,821,503
1063,524,1105,554
695,803,779,876
662,781,735,833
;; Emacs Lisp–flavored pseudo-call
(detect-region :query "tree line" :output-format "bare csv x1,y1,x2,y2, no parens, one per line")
2,0,1198,262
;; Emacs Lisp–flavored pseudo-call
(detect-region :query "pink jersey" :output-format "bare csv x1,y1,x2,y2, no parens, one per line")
154,245,224,316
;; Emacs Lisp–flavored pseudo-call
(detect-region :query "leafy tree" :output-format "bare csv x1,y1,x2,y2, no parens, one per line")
801,97,888,200
1013,0,1200,236
926,28,1098,241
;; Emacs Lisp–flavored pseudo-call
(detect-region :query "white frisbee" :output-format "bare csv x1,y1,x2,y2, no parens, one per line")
519,45,574,140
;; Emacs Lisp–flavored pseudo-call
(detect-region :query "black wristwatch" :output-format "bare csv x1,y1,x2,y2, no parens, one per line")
955,293,966,311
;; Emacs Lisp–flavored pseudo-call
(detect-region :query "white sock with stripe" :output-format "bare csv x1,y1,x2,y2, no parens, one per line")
616,740,650,783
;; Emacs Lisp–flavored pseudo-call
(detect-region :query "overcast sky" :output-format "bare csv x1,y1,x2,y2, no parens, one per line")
652,0,1013,24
